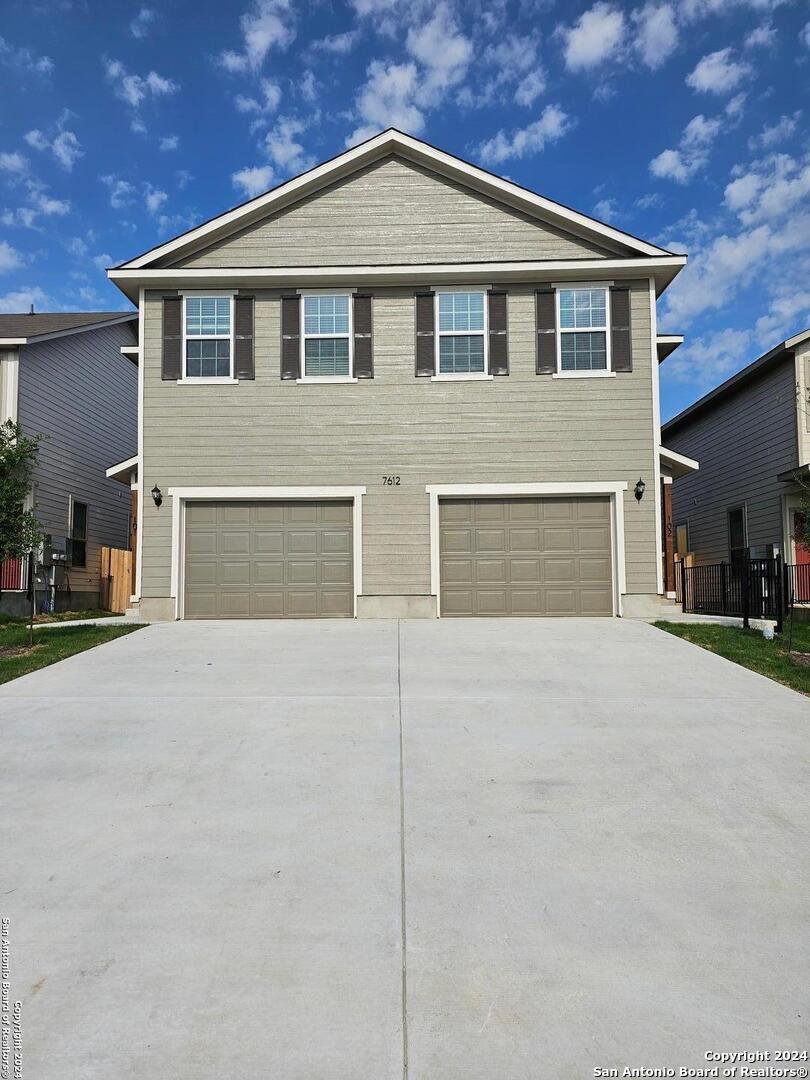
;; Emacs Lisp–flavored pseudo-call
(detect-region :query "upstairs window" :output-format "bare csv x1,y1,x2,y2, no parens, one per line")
302,294,351,377
437,291,486,375
185,296,232,379
558,287,608,372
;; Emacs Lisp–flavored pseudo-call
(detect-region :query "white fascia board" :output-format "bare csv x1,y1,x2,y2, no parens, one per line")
659,446,699,474
785,328,810,350
0,338,27,346
167,485,367,499
114,130,674,272
106,454,140,479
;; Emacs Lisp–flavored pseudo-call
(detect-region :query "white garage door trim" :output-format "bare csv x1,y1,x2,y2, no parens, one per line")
167,486,366,619
425,482,628,617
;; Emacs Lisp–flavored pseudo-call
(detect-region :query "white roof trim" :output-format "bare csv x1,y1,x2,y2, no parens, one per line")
0,339,26,346
785,328,810,350
114,129,675,272
659,445,699,474
106,454,139,479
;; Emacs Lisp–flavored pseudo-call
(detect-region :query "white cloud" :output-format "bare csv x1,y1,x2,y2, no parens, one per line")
23,130,48,152
558,3,626,72
218,0,296,72
748,111,801,150
232,164,275,197
477,105,573,165
234,78,282,116
100,174,136,209
633,3,678,70
92,253,112,272
0,36,53,75
686,47,751,94
593,197,619,222
144,184,168,215
348,60,423,143
104,58,178,111
0,287,49,314
300,70,317,103
311,30,359,54
406,3,472,96
27,189,69,216
724,152,810,225
66,237,88,257
160,135,179,151
801,22,810,49
649,112,722,183
264,117,312,173
665,327,753,383
51,131,83,170
0,151,27,173
680,0,790,17
130,7,156,38
514,70,546,107
744,22,776,48
0,241,24,272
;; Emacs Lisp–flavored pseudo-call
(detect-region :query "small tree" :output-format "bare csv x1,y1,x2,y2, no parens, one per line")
793,473,810,552
0,420,43,564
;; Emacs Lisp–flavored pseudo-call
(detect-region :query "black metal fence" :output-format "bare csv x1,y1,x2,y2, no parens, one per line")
674,557,807,631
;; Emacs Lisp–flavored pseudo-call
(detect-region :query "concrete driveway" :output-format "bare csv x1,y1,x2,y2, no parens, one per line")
0,619,807,1079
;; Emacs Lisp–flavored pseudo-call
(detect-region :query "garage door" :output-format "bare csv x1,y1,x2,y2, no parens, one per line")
439,497,613,617
184,501,353,619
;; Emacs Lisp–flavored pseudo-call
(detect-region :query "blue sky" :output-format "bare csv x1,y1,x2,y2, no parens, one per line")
1,0,808,419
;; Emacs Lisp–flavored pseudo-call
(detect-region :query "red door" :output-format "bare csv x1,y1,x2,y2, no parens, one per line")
795,512,810,565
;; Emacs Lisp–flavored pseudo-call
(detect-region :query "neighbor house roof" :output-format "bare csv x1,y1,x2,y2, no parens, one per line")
0,311,137,345
662,328,810,437
108,128,687,303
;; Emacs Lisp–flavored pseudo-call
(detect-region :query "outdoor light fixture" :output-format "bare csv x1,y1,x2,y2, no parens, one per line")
634,478,646,502
151,484,163,509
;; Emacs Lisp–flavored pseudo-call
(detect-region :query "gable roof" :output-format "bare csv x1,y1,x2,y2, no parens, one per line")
114,129,678,272
662,328,810,436
0,311,137,345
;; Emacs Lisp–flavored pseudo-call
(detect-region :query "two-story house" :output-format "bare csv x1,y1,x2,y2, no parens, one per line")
0,310,138,615
662,329,810,575
107,129,689,621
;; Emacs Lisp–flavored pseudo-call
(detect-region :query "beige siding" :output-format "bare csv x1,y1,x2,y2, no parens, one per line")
141,282,658,604
169,157,616,269
17,322,138,598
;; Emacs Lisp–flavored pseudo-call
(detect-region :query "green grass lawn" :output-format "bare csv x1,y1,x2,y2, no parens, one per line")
0,609,121,627
0,620,145,685
655,616,810,697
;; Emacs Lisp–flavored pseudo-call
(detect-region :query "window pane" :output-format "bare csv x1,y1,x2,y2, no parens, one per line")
186,297,230,336
303,294,349,335
186,339,231,378
304,337,350,377
439,334,485,374
438,292,485,332
560,331,607,371
559,288,606,330
72,501,87,541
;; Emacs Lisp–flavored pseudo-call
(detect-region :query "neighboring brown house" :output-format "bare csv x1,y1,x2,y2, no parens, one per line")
106,128,693,621
0,311,138,615
662,329,810,576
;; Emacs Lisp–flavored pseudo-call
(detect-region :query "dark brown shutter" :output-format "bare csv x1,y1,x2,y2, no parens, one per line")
610,287,632,372
162,296,182,381
234,295,254,380
488,290,508,376
415,292,435,377
535,289,556,374
353,293,373,379
280,294,300,380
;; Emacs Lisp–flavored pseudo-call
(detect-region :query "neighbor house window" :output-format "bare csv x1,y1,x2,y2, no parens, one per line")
437,291,486,374
558,287,608,372
184,296,232,378
728,505,747,567
69,499,87,568
302,294,351,377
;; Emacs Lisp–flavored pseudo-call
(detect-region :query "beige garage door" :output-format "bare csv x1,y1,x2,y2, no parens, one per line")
184,501,353,619
440,497,613,617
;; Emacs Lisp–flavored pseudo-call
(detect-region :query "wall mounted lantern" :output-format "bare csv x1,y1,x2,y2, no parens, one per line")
151,484,163,509
634,478,646,502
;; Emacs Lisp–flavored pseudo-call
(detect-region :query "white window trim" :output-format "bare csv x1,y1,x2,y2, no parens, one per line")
434,287,489,379
299,291,354,381
167,485,366,620
556,285,611,377
181,293,235,383
425,481,628,618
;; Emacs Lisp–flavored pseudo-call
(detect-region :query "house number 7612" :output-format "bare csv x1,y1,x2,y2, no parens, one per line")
382,475,401,485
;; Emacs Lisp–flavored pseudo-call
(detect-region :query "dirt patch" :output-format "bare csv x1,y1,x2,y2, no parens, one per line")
789,652,810,668
0,644,43,659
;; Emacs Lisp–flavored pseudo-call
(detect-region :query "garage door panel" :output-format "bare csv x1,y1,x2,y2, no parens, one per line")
184,500,353,619
440,497,613,617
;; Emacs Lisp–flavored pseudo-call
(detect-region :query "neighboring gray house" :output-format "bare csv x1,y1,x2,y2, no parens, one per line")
662,329,810,569
0,311,138,614
107,128,691,621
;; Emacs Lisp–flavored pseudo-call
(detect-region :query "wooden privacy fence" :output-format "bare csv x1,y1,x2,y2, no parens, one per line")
99,547,132,613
